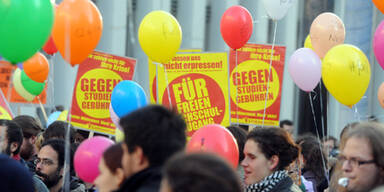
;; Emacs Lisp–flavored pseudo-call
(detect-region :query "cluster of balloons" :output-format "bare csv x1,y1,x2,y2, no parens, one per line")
0,0,102,67
74,136,114,183
187,124,239,168
13,53,49,101
289,12,371,107
220,0,294,50
110,80,148,127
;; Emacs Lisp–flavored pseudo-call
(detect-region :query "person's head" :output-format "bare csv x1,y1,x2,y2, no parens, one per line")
43,121,75,143
0,119,23,157
322,135,338,157
0,154,34,192
119,105,186,178
340,122,384,192
13,115,43,160
94,143,125,192
226,125,247,164
161,152,242,192
241,127,299,185
297,135,327,181
35,139,65,189
279,120,294,134
340,122,359,150
74,129,88,144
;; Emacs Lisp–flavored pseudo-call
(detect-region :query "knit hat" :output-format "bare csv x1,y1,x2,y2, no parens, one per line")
0,154,34,192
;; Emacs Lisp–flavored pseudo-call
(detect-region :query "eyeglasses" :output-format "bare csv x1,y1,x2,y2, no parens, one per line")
338,155,375,167
34,158,55,166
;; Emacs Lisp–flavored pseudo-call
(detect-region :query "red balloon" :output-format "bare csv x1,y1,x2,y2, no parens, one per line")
220,5,253,49
187,124,239,168
43,36,58,55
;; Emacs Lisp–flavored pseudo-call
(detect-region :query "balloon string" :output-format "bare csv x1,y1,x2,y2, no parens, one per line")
62,16,72,192
309,92,330,184
227,53,232,125
49,55,55,110
353,105,361,122
160,63,172,109
318,81,329,181
156,62,159,104
235,50,239,125
262,20,277,127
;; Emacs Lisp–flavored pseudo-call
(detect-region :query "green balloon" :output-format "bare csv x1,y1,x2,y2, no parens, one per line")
21,70,45,96
0,0,54,64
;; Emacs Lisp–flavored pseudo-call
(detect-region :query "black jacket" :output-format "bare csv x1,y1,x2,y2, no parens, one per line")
269,177,302,192
115,166,162,192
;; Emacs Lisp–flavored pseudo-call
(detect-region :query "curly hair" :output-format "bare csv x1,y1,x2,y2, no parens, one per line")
247,127,299,170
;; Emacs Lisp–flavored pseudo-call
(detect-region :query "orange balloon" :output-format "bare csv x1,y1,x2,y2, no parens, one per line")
373,0,384,14
52,0,103,66
378,82,384,108
310,12,345,58
23,52,49,83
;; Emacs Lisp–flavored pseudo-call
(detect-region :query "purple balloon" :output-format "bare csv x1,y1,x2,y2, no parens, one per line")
374,20,384,70
17,63,23,69
288,48,322,92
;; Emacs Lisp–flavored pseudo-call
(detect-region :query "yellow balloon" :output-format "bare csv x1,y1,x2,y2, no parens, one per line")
115,128,124,142
304,35,313,50
138,10,182,64
322,44,371,107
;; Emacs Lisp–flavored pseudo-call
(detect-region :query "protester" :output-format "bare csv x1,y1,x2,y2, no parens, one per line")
0,119,49,192
339,122,384,192
241,127,301,192
94,143,125,192
297,135,328,192
227,125,248,188
43,121,76,143
0,154,34,192
280,120,294,134
116,105,186,192
36,139,85,192
13,115,44,170
161,152,242,192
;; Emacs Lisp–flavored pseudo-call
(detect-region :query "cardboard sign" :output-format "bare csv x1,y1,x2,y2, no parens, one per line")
70,51,136,135
229,43,286,126
151,52,230,137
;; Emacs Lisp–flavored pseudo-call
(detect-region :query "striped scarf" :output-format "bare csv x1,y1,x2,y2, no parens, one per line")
245,170,288,192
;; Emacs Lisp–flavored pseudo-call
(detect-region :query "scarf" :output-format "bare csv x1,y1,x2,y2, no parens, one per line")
245,170,288,192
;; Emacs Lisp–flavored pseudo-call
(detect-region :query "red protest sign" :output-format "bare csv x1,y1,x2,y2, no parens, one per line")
70,51,136,135
230,43,286,126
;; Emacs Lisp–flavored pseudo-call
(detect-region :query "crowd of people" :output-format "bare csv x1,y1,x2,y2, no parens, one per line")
1,105,384,192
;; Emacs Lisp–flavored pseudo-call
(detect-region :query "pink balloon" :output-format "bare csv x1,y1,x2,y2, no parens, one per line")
374,20,384,70
74,136,114,183
109,104,122,130
288,48,322,92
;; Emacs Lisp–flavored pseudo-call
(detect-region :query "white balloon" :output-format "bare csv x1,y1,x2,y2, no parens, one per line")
262,0,295,20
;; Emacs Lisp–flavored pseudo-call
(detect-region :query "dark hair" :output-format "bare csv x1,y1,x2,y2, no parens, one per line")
297,135,327,182
322,136,337,145
226,125,247,163
0,119,23,155
247,128,299,170
103,143,123,174
41,139,65,169
279,120,293,128
163,152,242,192
13,115,42,138
43,121,75,143
345,122,384,170
120,105,186,167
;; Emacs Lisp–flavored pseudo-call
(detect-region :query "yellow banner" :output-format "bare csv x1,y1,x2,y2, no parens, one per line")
149,52,230,137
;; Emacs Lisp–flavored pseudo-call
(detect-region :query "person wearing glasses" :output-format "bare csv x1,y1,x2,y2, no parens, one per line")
339,122,384,192
35,139,85,192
